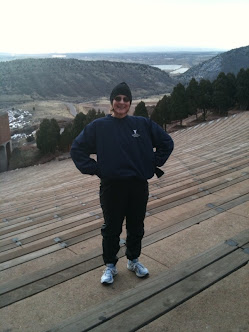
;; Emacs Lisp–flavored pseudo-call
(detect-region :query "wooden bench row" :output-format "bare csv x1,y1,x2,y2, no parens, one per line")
1,147,248,234
1,165,248,264
0,189,248,307
1,113,247,209
47,228,249,332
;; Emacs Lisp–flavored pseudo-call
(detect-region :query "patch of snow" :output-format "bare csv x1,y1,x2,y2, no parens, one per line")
7,109,32,130
170,67,189,75
52,54,66,58
11,133,27,140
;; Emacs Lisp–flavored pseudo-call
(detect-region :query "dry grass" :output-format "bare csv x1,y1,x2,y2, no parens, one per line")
2,95,165,124
9,100,74,125
75,94,166,115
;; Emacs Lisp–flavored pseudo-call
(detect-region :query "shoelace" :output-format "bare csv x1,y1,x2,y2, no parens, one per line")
134,262,144,269
103,267,113,276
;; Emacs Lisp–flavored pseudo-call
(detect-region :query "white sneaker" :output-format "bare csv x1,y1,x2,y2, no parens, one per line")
101,264,118,284
127,259,149,277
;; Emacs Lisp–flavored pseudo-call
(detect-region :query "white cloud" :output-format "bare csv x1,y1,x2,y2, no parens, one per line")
1,0,248,53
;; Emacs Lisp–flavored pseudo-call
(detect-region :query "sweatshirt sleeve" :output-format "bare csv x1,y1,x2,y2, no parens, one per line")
70,122,100,177
150,120,174,167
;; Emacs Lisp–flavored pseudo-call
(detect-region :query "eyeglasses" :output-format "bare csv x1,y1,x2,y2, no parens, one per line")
114,96,130,103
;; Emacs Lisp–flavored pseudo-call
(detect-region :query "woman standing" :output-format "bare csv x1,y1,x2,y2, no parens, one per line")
71,82,174,284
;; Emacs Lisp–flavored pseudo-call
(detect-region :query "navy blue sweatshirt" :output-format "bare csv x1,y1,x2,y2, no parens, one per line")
70,114,174,181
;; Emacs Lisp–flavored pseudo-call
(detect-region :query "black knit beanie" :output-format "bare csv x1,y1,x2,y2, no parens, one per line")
110,82,132,105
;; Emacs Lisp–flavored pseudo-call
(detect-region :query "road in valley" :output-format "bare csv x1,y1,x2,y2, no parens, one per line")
65,103,77,117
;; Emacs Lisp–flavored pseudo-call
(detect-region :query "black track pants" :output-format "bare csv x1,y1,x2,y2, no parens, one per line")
100,178,149,265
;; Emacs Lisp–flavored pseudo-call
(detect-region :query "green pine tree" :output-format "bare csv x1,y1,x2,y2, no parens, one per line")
198,79,213,121
170,83,188,126
134,101,149,118
212,72,236,115
59,123,73,152
36,118,60,154
71,112,86,139
186,78,199,119
236,68,249,110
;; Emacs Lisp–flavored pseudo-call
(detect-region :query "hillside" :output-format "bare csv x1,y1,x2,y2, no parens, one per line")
0,58,175,105
178,45,249,83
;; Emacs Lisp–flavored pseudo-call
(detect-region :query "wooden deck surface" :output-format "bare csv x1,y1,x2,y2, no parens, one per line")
0,112,248,332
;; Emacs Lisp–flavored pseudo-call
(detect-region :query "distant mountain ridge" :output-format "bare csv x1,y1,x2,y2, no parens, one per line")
0,58,175,104
179,45,249,83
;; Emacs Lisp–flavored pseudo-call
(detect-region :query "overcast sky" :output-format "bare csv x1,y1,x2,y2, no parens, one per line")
1,0,249,54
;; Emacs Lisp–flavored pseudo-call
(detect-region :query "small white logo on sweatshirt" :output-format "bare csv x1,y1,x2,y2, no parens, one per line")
132,130,140,138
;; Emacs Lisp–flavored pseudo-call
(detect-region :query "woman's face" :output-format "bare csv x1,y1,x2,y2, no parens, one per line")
112,95,131,118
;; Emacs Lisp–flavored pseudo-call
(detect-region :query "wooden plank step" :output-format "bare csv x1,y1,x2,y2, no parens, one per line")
0,192,248,308
0,181,99,211
1,173,247,253
46,230,249,332
0,245,124,309
173,136,249,157
0,208,102,242
0,146,245,220
1,183,99,211
2,168,245,243
1,145,245,218
158,160,248,190
0,203,102,238
100,250,248,332
0,217,102,263
0,195,100,225
149,176,249,216
1,188,248,270
156,171,249,200
145,192,249,246
188,158,248,179
0,218,102,253
179,153,248,173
